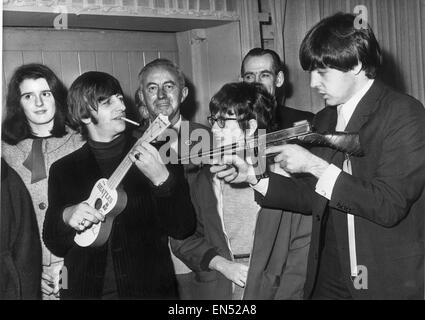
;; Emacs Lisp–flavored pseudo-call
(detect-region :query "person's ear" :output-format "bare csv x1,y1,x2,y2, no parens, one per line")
247,119,258,136
275,71,285,88
180,87,188,103
137,88,145,105
81,117,92,125
352,63,363,75
138,106,150,119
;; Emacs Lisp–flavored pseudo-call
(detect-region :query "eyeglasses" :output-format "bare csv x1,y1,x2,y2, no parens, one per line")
207,115,239,128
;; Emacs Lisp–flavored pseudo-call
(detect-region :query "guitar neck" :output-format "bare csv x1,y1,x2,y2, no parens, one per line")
107,150,134,190
106,114,171,190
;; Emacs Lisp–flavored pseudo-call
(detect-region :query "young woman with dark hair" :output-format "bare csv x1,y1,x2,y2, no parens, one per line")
1,63,84,299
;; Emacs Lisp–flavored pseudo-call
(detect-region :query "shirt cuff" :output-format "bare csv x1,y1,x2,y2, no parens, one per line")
250,178,269,197
315,164,342,200
151,171,176,197
201,248,220,271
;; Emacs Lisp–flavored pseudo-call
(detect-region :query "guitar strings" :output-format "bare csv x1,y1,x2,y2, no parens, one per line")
108,117,170,189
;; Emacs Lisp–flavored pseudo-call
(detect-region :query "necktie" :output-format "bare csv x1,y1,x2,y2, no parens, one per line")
23,138,47,184
336,105,358,277
335,105,346,131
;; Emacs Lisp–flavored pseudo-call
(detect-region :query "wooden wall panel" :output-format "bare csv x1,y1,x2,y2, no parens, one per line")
95,52,114,76
3,51,24,83
41,51,62,77
144,51,161,65
176,22,242,124
2,28,178,115
128,51,145,95
59,52,81,88
159,51,178,64
23,51,43,65
112,51,132,99
79,52,97,75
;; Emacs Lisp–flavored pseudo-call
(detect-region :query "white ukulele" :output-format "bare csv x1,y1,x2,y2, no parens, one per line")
74,114,171,247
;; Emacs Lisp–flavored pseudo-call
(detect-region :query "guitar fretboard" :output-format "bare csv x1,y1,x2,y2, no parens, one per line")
107,153,134,190
106,115,170,190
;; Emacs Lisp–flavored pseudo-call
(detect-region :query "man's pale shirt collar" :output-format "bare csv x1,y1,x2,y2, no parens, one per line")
169,115,182,151
337,79,374,129
172,115,182,133
315,78,375,200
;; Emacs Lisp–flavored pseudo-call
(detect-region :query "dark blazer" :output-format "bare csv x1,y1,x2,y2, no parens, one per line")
260,80,425,299
171,167,234,300
275,105,314,129
170,120,233,299
243,207,312,299
1,159,42,300
42,137,196,299
243,105,314,300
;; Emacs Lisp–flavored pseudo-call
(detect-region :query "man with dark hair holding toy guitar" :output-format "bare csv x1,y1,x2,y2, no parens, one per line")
42,71,196,299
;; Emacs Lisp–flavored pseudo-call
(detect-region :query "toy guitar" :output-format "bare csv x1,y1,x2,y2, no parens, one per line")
74,114,171,247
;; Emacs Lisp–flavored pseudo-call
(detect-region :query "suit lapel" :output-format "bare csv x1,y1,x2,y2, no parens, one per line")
312,82,387,218
345,80,385,132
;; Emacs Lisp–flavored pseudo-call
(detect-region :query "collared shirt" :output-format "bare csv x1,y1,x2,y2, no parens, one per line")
315,79,374,199
170,115,182,153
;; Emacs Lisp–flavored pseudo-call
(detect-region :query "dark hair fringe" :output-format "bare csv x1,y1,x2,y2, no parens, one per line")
209,82,277,132
299,13,382,78
241,48,284,76
2,63,69,145
67,71,124,139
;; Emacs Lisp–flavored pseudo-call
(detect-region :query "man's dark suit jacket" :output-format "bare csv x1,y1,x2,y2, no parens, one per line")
259,80,425,299
42,136,196,299
275,105,314,129
244,105,314,300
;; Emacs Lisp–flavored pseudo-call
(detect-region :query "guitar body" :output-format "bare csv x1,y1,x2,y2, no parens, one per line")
74,178,128,248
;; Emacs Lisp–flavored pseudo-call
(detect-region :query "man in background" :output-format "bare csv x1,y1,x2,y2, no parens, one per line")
136,58,211,299
241,48,314,128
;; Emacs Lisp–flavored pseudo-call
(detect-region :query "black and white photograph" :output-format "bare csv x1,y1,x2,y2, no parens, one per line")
1,0,424,308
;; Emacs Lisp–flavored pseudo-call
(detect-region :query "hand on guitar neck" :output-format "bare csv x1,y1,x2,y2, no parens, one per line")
129,142,169,186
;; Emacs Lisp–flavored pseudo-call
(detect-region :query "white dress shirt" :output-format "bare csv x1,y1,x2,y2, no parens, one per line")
315,79,374,199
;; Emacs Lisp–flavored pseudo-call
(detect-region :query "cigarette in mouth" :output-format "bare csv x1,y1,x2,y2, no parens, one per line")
120,117,140,126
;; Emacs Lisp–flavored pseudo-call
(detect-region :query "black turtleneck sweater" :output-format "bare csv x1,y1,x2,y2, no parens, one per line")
87,134,126,299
